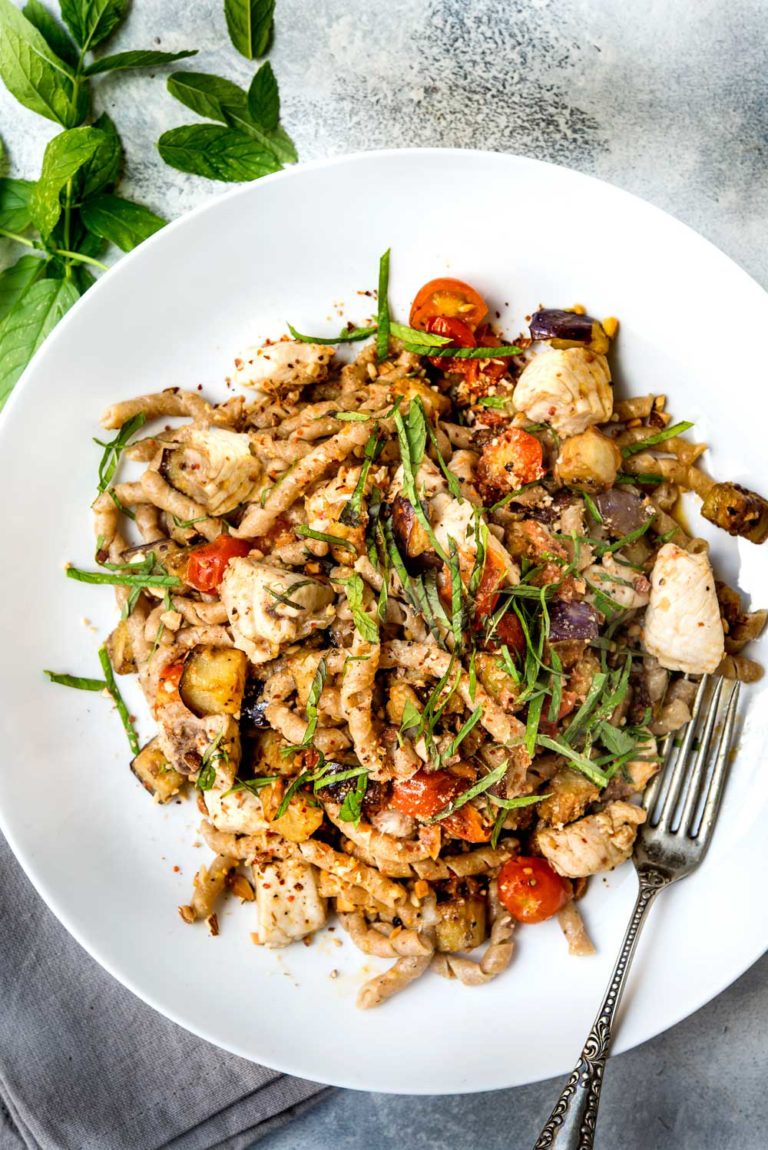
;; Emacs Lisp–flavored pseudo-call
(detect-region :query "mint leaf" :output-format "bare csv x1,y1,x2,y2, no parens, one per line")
224,0,274,60
59,0,128,51
247,60,278,130
22,0,79,69
74,112,122,199
0,0,85,127
81,193,165,251
157,124,281,181
0,278,79,407
30,126,104,237
166,71,247,122
0,178,35,232
0,255,47,322
84,48,197,76
221,103,297,164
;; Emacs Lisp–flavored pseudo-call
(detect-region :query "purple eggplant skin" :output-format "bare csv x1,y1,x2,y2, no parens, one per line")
548,600,600,642
594,489,653,537
530,309,597,344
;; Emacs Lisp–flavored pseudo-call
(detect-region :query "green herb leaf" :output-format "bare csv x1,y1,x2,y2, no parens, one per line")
0,0,85,127
446,705,483,759
301,658,327,749
224,0,274,59
60,0,128,51
596,721,636,757
228,775,276,797
166,70,245,121
525,691,545,758
376,248,390,362
22,0,79,68
621,420,694,458
339,573,379,644
338,770,368,826
84,48,196,75
616,471,663,486
220,102,297,165
30,126,104,237
0,254,46,322
0,178,35,232
71,111,122,199
81,193,165,252
476,395,510,410
44,669,107,691
275,769,310,817
339,429,380,527
536,734,610,788
583,492,603,523
66,564,181,589
0,277,79,408
402,343,523,360
488,792,551,811
197,728,228,790
333,411,371,422
98,643,139,754
247,59,279,130
287,322,376,345
389,320,450,347
312,763,367,792
94,411,146,495
157,124,281,181
264,578,315,609
399,698,422,735
295,524,356,550
424,416,463,500
431,760,508,822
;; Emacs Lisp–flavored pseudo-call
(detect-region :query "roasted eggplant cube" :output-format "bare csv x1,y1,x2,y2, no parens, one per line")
529,309,609,354
130,737,185,803
434,884,487,953
701,482,768,544
106,618,136,675
179,646,248,717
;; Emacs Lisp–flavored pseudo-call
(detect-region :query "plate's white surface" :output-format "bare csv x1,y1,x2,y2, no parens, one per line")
1,150,767,1094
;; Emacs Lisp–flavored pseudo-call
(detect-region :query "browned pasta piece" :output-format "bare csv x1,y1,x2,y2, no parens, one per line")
481,880,516,975
443,843,517,878
716,654,763,683
441,422,475,449
298,840,406,908
139,470,222,541
171,597,229,627
357,953,433,1009
613,394,656,421
178,853,237,924
326,805,437,866
264,700,351,754
340,635,386,776
234,420,371,538
200,820,293,861
342,841,415,880
339,912,432,958
557,901,596,956
134,503,165,542
685,466,716,498
101,387,213,430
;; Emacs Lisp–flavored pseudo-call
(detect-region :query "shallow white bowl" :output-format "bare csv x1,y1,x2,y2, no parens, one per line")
1,149,766,1094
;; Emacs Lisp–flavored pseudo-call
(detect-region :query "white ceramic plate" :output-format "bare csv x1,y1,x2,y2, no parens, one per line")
1,150,767,1094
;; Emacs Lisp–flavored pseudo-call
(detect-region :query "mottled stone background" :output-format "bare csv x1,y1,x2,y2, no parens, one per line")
2,2,767,1147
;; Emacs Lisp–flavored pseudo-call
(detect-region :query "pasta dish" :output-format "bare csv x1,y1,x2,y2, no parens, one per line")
50,255,767,1008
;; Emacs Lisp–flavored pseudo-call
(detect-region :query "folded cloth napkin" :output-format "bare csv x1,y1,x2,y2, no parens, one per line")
0,835,329,1150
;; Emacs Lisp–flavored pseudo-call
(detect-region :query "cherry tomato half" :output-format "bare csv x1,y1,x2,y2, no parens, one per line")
391,769,490,843
497,856,571,924
423,314,478,376
476,427,546,503
410,277,489,332
186,535,252,594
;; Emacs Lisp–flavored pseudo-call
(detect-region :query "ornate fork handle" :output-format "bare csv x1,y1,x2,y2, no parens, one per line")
533,866,671,1150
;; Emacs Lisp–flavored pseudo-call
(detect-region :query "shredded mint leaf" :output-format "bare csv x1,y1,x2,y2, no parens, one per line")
376,248,390,362
44,669,107,691
621,420,694,458
338,573,379,644
389,320,450,347
98,643,140,755
338,770,368,826
295,525,356,550
287,322,376,345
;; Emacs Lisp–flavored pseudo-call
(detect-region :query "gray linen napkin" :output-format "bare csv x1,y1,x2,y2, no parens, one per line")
0,834,329,1150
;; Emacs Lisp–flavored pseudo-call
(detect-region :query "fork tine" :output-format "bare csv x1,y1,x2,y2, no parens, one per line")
676,676,733,834
649,676,711,828
692,680,741,843
641,732,673,813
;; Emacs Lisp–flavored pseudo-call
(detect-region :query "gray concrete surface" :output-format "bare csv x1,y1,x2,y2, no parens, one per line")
2,1,767,1147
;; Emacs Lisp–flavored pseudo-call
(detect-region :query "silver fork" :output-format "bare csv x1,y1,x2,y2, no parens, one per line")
532,674,742,1150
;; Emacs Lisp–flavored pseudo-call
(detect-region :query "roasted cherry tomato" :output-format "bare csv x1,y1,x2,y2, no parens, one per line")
474,323,511,384
410,277,488,332
493,611,526,656
391,769,490,843
186,535,252,594
473,548,508,622
422,314,477,376
156,661,184,709
476,427,545,499
497,856,571,923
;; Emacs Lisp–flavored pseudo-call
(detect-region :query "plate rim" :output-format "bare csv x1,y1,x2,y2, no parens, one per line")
1,146,767,1093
